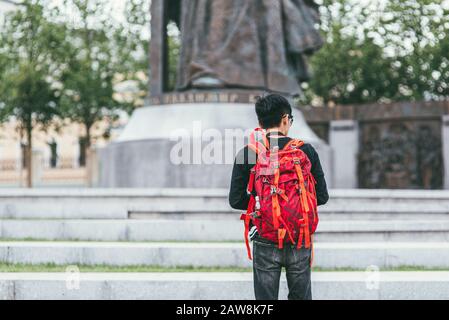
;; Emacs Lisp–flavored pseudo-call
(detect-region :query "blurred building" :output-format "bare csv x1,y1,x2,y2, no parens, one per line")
0,118,125,187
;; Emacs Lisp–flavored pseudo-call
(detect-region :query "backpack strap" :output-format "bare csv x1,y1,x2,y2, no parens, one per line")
293,157,311,249
278,229,287,249
283,139,305,151
249,128,269,154
272,166,281,231
242,195,255,260
241,167,257,261
241,129,268,261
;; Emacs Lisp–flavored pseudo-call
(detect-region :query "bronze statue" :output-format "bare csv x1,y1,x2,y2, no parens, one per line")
151,0,323,96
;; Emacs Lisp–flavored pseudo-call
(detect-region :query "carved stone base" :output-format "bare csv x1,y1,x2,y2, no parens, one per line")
98,103,332,188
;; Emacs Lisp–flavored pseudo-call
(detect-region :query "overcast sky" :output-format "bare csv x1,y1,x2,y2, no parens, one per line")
0,0,17,15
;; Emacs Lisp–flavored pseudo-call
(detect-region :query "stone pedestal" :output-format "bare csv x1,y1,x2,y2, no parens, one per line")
99,103,332,188
86,148,100,188
32,150,43,186
330,120,359,189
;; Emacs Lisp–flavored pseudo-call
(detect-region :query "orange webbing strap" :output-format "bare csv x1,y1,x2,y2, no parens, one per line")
294,162,310,213
272,168,281,230
250,128,269,152
294,161,311,249
243,196,256,260
278,215,296,244
283,139,305,151
272,186,289,202
278,229,286,249
278,191,288,202
272,198,281,230
306,175,318,225
247,169,256,195
248,143,267,157
298,221,313,250
242,168,257,261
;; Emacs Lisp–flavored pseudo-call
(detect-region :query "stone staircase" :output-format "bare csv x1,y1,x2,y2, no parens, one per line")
1,272,449,300
1,188,449,300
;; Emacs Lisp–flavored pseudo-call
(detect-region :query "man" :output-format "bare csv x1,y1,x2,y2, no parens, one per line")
229,94,329,300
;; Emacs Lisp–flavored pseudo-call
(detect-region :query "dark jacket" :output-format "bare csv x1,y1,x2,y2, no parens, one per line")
229,135,329,210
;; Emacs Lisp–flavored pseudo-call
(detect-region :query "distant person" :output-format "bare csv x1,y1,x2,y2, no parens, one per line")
229,94,329,300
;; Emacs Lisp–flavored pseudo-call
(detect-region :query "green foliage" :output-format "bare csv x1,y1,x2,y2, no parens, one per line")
116,0,150,106
304,0,449,105
0,0,62,131
6,64,59,129
425,33,449,98
0,0,65,186
57,0,148,145
0,48,8,123
306,25,399,105
57,0,118,138
1,0,446,126
0,0,149,143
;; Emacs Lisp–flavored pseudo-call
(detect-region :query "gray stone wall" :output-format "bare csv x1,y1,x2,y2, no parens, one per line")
304,101,449,189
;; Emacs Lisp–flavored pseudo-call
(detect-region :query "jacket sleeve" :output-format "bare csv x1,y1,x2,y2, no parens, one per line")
305,144,330,206
229,148,251,210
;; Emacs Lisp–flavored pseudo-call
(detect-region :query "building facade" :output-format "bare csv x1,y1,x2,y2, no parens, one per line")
0,119,122,187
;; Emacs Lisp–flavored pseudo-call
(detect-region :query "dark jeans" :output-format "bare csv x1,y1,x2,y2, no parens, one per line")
252,236,312,300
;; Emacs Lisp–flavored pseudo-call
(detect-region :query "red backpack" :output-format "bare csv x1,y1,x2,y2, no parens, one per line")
240,128,319,262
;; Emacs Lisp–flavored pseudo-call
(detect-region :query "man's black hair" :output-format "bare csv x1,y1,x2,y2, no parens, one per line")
255,94,292,129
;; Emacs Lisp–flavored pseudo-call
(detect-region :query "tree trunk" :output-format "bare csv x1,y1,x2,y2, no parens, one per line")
85,124,92,187
25,128,33,188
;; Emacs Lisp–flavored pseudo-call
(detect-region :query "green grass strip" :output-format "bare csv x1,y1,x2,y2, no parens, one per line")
1,263,449,273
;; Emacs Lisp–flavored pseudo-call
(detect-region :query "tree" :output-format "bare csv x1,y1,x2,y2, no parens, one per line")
305,24,399,105
0,0,63,187
58,0,141,182
383,0,449,100
122,0,151,97
425,32,449,98
0,46,9,123
303,0,449,106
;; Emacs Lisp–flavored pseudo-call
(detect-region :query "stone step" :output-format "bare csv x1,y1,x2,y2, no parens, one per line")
1,242,449,269
2,188,449,219
131,211,449,221
1,272,448,300
1,220,449,242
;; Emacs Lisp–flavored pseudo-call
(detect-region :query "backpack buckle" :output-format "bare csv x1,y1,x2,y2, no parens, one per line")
252,211,261,219
255,196,261,210
248,211,261,219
